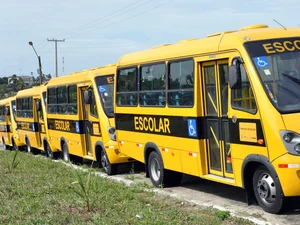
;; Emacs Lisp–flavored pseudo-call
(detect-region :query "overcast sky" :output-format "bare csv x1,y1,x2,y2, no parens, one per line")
1,0,299,77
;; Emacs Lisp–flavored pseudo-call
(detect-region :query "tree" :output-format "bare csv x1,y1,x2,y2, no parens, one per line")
16,78,25,91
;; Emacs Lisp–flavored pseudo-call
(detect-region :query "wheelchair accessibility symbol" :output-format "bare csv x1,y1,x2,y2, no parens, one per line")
188,119,197,137
99,85,107,93
254,56,269,68
75,122,80,133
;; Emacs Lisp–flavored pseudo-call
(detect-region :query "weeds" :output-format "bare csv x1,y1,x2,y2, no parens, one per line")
70,168,94,212
125,163,135,180
7,151,20,173
215,210,230,221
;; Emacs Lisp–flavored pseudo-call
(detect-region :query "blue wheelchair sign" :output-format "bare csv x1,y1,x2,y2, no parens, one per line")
188,119,197,137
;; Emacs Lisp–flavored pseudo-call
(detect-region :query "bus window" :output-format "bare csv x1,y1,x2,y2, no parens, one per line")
48,88,57,114
68,85,77,114
140,63,166,106
231,64,257,113
116,68,138,106
168,59,194,107
57,86,67,114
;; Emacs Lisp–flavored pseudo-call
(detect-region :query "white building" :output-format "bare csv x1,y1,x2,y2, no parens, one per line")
8,75,33,86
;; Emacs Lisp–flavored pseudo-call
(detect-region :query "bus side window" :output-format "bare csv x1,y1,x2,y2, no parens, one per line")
231,64,257,113
168,59,194,107
90,92,98,118
116,68,138,106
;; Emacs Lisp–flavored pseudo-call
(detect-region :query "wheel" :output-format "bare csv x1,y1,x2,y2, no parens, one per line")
148,151,182,188
62,142,70,162
148,151,165,187
12,138,18,151
26,139,32,153
100,149,117,175
2,137,11,150
46,142,55,159
253,165,285,214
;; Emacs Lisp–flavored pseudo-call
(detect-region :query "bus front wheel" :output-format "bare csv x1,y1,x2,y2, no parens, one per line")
100,150,117,175
62,142,70,162
253,165,285,214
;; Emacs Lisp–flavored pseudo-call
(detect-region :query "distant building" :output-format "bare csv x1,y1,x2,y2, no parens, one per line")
8,75,33,86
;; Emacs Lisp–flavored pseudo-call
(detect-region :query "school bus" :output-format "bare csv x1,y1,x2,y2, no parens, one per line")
0,97,13,150
114,24,300,213
0,96,26,151
45,64,130,174
15,85,53,156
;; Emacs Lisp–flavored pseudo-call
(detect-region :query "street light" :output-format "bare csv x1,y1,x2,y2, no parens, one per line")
28,41,43,85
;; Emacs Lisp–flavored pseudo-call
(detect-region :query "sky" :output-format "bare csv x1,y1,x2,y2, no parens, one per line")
1,0,300,78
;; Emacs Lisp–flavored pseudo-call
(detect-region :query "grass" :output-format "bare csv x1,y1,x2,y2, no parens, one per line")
0,150,254,225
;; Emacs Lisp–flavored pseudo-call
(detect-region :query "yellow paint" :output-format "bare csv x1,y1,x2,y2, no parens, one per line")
239,122,257,143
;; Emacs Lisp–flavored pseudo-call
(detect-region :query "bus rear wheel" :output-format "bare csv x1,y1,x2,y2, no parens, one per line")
253,165,285,214
148,151,182,188
26,139,38,155
100,150,117,175
62,142,70,162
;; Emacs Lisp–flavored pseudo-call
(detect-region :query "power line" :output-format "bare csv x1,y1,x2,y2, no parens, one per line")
66,0,174,39
60,0,147,37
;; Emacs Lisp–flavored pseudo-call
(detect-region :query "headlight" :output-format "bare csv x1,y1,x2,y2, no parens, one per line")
107,127,116,141
280,130,300,155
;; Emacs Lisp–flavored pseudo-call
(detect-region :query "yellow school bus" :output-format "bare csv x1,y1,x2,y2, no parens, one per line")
114,24,300,213
0,97,13,149
0,96,26,151
46,64,130,174
15,85,52,155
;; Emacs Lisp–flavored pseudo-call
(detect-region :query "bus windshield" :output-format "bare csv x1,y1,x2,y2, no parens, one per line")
245,37,300,113
95,75,114,117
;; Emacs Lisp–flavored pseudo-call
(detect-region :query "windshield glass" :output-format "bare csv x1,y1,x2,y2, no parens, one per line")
245,37,300,113
95,74,114,117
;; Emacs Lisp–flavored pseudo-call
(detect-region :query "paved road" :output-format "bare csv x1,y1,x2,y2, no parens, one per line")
1,144,300,225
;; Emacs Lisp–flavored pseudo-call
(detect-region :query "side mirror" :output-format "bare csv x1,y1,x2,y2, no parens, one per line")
229,58,242,89
84,89,92,104
5,107,10,116
36,101,41,112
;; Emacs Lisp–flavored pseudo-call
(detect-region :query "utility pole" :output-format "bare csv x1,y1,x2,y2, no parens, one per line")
47,38,65,77
62,57,64,74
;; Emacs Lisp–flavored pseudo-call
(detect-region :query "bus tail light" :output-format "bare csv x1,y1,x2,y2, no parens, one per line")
280,130,300,155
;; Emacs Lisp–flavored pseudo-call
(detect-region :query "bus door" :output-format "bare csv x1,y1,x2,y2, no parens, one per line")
6,106,12,145
81,88,97,156
202,60,233,178
35,98,43,147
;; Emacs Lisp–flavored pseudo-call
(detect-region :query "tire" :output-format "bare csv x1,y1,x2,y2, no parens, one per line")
12,138,18,151
46,142,55,159
253,165,285,214
62,142,70,162
100,149,117,175
148,151,165,187
26,139,32,153
3,138,10,150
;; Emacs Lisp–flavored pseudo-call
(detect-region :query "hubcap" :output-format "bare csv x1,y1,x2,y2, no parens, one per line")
257,173,276,204
150,158,161,182
27,143,31,153
101,152,109,172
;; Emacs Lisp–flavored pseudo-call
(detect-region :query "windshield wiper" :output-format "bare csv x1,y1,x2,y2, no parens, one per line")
282,73,300,85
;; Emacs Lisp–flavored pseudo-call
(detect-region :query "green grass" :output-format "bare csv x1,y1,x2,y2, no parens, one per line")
0,150,254,225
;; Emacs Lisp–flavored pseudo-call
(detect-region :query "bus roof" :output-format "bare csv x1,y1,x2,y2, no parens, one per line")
117,24,300,66
16,84,46,98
